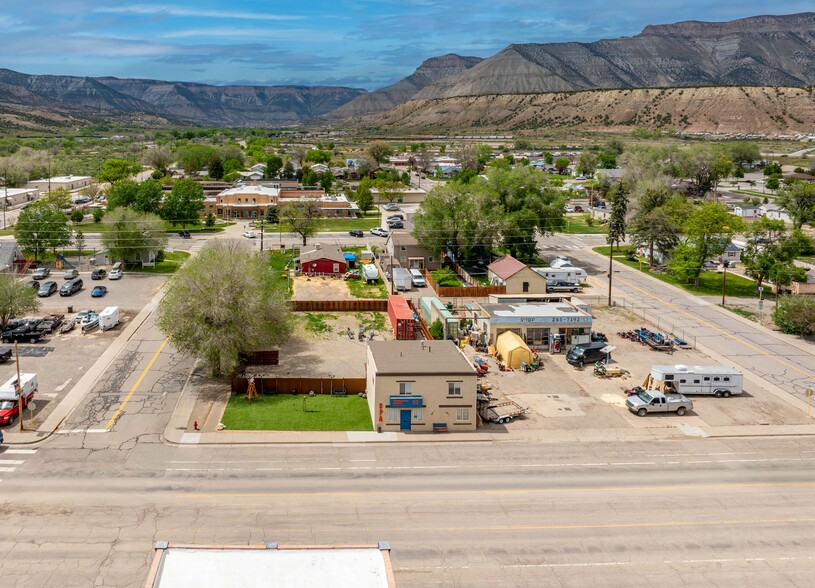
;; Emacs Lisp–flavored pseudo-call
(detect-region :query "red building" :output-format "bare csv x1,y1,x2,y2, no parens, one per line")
295,244,347,276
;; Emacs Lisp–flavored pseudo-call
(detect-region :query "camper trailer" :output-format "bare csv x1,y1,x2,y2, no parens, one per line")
533,266,588,282
362,264,379,284
392,268,413,291
643,364,743,397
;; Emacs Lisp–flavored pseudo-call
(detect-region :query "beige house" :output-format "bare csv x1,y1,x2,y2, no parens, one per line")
366,340,477,432
384,231,440,270
487,255,549,294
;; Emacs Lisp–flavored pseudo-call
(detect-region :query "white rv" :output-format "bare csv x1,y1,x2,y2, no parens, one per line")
643,364,743,397
362,264,379,284
533,266,588,282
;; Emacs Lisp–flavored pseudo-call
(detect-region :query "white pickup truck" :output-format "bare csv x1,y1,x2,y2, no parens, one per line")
626,390,692,417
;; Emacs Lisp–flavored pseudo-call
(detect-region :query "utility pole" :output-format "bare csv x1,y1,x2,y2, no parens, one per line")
607,247,613,307
259,220,264,252
721,264,728,306
15,342,23,432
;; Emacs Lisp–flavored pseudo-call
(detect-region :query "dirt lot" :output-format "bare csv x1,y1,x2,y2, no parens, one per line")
248,312,393,379
463,306,809,431
292,275,355,300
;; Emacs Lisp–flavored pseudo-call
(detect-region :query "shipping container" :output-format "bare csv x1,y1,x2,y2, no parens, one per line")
387,295,415,340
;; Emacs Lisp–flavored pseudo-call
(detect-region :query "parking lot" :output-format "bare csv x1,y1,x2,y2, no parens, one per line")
32,272,168,315
462,306,810,431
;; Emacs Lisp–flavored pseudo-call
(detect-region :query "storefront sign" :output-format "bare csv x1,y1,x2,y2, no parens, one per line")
495,315,591,324
390,396,422,408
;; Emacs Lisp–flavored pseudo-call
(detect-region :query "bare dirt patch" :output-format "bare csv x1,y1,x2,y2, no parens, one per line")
292,275,354,300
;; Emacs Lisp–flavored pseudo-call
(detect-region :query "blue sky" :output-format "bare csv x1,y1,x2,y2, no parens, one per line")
0,1,810,90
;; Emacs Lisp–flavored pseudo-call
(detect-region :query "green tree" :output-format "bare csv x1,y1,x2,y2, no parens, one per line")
766,175,781,191
265,205,279,224
629,180,691,266
162,178,204,228
74,229,85,259
677,145,732,196
156,240,291,377
101,208,167,264
305,149,332,164
92,207,104,223
0,273,39,329
607,183,629,251
204,212,216,228
319,171,333,192
42,187,72,209
280,200,320,246
741,217,806,290
70,209,84,223
669,203,742,286
554,157,570,175
302,170,318,187
134,179,164,215
773,296,815,336
764,162,782,176
366,141,393,167
177,144,217,175
143,145,173,176
14,202,72,262
429,319,444,340
355,180,374,213
729,142,760,169
266,154,283,179
374,179,405,204
208,156,224,180
107,179,140,210
576,152,600,177
776,182,815,229
97,158,140,184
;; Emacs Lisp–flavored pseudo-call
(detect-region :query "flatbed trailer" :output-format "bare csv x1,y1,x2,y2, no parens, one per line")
479,400,528,424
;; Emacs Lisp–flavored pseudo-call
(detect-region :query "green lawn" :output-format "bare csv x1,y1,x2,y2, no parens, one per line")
731,190,773,199
593,246,767,299
221,394,373,431
302,313,337,333
560,216,609,235
347,277,388,299
126,250,190,274
266,249,296,297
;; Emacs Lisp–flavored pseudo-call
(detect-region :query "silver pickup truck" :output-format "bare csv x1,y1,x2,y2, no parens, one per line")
626,390,692,417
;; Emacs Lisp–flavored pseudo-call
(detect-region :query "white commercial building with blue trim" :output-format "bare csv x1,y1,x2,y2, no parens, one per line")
473,301,593,348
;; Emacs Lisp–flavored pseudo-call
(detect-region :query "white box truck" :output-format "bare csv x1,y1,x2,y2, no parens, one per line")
642,364,743,397
362,264,379,284
0,373,37,425
99,306,120,331
392,267,412,291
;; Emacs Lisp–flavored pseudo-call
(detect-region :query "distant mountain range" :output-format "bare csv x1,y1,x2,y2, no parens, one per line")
1,12,815,133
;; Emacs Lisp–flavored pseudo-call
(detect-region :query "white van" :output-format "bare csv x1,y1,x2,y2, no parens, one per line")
409,269,426,287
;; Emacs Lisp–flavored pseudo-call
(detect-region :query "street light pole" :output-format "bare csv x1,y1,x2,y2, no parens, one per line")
15,342,23,432
721,264,727,306
607,246,613,307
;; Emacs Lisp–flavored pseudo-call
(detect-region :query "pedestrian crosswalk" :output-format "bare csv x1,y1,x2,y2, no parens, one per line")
0,448,37,482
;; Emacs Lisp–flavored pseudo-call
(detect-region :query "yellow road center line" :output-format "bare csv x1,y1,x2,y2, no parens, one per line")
106,338,168,430
613,272,815,383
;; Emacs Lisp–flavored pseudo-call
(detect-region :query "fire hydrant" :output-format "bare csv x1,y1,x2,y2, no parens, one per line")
193,420,199,431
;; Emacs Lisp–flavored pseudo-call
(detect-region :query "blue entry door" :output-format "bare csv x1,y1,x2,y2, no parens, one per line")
400,409,412,431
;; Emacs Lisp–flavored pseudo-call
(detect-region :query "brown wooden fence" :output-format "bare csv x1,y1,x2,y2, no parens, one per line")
231,376,367,396
422,268,506,298
291,299,388,312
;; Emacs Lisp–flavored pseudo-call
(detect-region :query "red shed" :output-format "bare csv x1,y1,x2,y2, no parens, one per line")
296,243,347,276
388,295,415,340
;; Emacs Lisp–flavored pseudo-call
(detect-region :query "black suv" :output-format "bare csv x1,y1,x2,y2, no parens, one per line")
2,326,44,344
0,347,11,363
91,268,107,280
348,230,364,238
566,341,609,367
178,230,192,239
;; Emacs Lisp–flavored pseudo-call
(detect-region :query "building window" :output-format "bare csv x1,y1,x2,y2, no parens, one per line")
456,408,470,422
428,256,434,263
523,281,529,293
400,246,407,251
412,409,422,422
216,208,223,216
333,263,340,273
398,382,413,395
447,382,462,396
387,409,399,422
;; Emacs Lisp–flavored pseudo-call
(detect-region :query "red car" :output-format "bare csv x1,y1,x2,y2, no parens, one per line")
573,205,584,213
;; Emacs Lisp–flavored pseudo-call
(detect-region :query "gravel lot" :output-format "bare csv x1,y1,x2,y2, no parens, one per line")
462,306,809,431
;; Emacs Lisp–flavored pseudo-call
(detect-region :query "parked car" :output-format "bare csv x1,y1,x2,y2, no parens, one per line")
546,280,582,293
178,230,191,239
32,267,50,280
626,390,693,417
37,281,58,297
63,268,79,279
564,205,575,213
566,342,611,367
383,203,399,211
387,220,404,229
370,227,389,237
1,329,43,344
109,269,123,280
59,278,83,297
387,214,404,221
243,230,257,239
0,348,11,363
573,205,584,212
25,280,39,289
343,269,360,281
91,286,108,298
348,229,364,238
91,268,107,280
